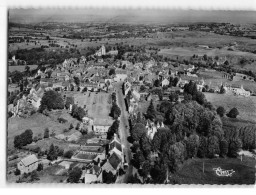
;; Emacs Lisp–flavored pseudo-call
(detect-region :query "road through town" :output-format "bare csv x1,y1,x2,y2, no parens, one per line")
114,81,133,183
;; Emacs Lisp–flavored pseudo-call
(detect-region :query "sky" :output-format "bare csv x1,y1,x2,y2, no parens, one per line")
8,8,256,24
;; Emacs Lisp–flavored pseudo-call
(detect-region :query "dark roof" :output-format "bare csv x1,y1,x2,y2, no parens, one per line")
109,141,122,152
108,152,122,170
93,165,101,173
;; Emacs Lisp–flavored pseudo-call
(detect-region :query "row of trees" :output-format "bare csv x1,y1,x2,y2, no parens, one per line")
109,92,121,119
47,143,74,161
217,106,240,118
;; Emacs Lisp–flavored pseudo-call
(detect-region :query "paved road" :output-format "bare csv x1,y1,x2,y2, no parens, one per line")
113,81,133,183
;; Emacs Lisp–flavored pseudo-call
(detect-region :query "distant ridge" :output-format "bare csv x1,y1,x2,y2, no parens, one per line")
9,9,256,24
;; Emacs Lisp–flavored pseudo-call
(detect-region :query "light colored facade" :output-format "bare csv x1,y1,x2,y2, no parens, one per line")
93,118,113,134
95,45,106,56
17,154,39,174
161,78,170,87
146,121,164,140
227,85,250,97
114,74,128,82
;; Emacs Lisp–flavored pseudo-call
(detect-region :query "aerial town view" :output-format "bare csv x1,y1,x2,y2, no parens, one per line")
6,8,256,185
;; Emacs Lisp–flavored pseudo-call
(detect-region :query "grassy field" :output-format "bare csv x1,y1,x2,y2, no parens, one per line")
204,92,256,122
73,91,111,119
36,165,68,183
172,157,255,185
159,47,256,58
8,65,38,72
7,111,79,150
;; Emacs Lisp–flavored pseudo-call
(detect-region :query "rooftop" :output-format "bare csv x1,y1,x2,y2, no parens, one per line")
20,154,38,167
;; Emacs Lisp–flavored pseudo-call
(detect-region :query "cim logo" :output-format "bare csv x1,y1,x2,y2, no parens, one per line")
213,167,235,177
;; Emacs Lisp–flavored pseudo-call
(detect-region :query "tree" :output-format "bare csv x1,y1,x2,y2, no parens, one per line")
30,170,39,182
109,68,115,76
71,105,86,121
173,77,179,87
169,92,178,102
207,136,220,158
167,142,186,172
131,123,147,142
102,170,117,184
68,167,82,183
47,144,58,161
157,89,163,101
197,136,208,158
37,163,44,171
220,139,228,157
228,138,242,157
219,85,226,94
39,90,64,112
107,120,120,140
186,134,200,158
227,108,239,118
69,123,74,130
25,65,30,74
216,106,225,117
139,160,151,178
14,168,20,175
14,129,33,148
224,60,229,66
73,76,80,86
131,150,145,169
147,100,156,121
154,79,160,87
110,103,121,119
65,97,74,109
44,128,50,138
64,150,74,159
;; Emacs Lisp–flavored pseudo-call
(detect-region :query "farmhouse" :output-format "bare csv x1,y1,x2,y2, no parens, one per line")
17,154,39,174
82,164,102,184
93,118,113,134
101,152,122,175
109,134,124,162
161,78,170,87
146,120,164,140
226,84,251,97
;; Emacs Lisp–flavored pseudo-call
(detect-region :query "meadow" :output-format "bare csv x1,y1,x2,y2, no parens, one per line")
73,91,111,119
8,65,38,72
159,47,256,58
172,157,255,185
204,92,256,122
7,110,80,151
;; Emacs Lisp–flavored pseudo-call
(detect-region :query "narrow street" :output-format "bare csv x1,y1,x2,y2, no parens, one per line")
113,81,133,183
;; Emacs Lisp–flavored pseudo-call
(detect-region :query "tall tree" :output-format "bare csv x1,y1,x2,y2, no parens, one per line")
68,167,82,183
47,144,58,161
147,100,156,121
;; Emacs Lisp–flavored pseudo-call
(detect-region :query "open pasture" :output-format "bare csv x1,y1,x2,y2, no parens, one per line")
159,47,256,58
74,91,111,119
173,157,255,185
8,65,38,72
204,92,256,122
7,112,72,150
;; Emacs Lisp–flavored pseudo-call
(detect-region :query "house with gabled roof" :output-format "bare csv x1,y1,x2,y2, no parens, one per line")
17,154,39,174
101,152,122,175
82,164,103,184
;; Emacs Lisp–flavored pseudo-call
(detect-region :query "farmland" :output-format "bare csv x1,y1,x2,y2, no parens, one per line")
8,65,38,72
159,47,256,58
7,110,80,151
172,157,255,185
73,91,112,119
204,92,256,122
